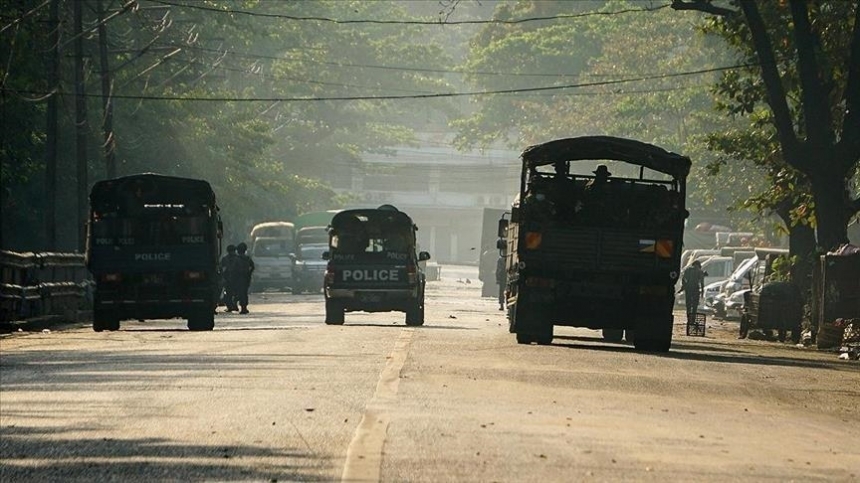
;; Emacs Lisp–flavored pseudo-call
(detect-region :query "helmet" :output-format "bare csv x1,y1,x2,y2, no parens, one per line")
226,244,236,253
237,242,248,253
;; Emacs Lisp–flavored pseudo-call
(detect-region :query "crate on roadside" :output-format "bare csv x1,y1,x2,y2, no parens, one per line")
686,312,706,337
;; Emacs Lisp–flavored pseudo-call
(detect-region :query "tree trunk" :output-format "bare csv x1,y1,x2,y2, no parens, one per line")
74,0,88,252
97,0,117,180
45,0,60,251
810,173,851,251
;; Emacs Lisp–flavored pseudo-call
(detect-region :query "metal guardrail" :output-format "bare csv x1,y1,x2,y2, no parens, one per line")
0,250,91,326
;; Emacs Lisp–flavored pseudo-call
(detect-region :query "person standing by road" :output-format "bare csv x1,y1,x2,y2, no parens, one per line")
495,252,506,311
681,259,706,324
235,242,255,314
219,244,239,312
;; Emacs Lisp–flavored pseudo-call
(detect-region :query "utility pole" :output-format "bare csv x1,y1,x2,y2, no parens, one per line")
97,0,117,180
74,0,88,252
45,0,60,250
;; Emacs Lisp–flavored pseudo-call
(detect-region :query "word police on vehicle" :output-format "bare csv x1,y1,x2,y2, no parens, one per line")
342,268,401,282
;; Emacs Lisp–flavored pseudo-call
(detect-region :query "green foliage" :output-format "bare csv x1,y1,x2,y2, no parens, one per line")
454,0,752,227
0,0,454,249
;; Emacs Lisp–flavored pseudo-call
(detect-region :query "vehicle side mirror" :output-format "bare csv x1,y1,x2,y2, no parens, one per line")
496,238,506,250
322,251,330,260
703,271,709,277
418,251,431,261
498,219,509,238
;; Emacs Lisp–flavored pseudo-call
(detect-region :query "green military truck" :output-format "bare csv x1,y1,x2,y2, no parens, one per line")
323,205,431,326
502,136,690,351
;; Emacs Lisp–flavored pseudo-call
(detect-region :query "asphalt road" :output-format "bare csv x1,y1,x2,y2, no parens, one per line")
1,265,858,482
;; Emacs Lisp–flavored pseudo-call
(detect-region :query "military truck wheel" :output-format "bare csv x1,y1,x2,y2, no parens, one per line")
602,328,624,342
325,299,344,325
633,319,672,352
187,311,215,331
405,301,424,326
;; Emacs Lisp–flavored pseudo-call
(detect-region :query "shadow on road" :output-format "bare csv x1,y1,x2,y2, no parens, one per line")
0,425,329,482
550,334,852,372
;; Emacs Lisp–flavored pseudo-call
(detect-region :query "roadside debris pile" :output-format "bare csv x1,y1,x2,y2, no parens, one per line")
838,319,860,360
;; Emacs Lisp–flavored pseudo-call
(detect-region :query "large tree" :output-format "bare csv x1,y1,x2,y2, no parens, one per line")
453,0,761,228
0,0,455,250
672,0,860,251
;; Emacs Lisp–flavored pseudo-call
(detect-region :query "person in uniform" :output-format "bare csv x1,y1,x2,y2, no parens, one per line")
219,244,239,312
495,251,506,310
235,242,255,314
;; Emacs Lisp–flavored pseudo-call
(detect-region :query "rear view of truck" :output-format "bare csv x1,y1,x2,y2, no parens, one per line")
503,136,690,351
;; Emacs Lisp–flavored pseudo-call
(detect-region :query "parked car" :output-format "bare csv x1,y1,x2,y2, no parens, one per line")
250,236,295,292
711,255,758,318
291,243,327,294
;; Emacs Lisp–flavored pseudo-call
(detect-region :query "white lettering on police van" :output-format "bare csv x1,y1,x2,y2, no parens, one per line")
135,253,171,261
342,269,399,282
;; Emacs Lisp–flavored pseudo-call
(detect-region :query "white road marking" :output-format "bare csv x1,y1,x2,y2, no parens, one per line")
341,327,414,482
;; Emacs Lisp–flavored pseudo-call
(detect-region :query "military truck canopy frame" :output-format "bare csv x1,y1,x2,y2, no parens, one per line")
504,136,690,352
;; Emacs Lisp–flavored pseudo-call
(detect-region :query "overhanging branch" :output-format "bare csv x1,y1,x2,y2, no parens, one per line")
670,0,737,17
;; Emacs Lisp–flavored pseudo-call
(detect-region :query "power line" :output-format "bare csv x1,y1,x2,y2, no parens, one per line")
172,44,589,78
3,62,739,102
145,1,671,25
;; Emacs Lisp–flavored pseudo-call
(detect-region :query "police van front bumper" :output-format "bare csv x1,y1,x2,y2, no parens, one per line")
326,286,419,311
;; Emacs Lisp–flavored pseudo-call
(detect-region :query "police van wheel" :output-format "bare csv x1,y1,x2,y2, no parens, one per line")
405,302,424,326
535,324,553,345
325,299,344,325
515,332,533,344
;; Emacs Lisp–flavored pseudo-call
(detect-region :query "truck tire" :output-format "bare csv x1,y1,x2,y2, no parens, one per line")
535,324,554,345
633,318,672,352
187,311,215,331
512,306,553,345
602,328,624,342
405,300,424,326
325,299,344,325
93,308,120,332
